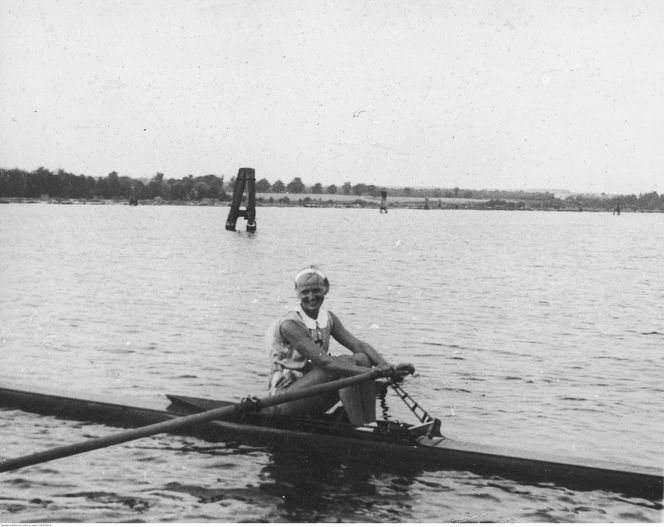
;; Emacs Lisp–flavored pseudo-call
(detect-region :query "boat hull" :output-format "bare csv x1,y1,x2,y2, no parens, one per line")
0,383,661,500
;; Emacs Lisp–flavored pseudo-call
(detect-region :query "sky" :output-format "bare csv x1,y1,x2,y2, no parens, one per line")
1,0,663,195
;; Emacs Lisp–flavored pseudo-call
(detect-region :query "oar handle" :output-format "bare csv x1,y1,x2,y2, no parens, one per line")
0,369,384,473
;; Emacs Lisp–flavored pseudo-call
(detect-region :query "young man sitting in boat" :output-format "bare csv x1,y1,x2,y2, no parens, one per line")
265,266,414,426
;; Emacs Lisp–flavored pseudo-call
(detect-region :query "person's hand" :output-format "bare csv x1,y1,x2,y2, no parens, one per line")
392,362,415,382
395,363,415,375
376,362,415,382
376,363,396,379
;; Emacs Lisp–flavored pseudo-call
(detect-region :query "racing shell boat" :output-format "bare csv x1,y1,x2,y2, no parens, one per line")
0,377,661,501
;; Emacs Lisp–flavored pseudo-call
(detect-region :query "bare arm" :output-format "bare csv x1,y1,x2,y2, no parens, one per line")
280,320,372,376
329,312,389,367
330,312,415,379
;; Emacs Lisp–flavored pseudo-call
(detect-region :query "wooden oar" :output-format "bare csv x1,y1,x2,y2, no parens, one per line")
0,369,384,473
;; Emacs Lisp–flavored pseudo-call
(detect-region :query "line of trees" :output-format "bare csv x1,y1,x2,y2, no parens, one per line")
563,191,663,212
0,167,564,202
0,167,227,201
0,167,415,200
1,166,662,211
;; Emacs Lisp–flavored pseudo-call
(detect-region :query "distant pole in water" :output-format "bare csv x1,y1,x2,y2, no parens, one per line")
129,186,138,206
226,168,257,232
380,191,388,213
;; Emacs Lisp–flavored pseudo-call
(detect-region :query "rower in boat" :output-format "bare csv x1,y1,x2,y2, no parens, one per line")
265,266,414,427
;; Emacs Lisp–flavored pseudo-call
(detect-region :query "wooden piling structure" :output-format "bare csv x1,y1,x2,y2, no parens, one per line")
226,168,257,232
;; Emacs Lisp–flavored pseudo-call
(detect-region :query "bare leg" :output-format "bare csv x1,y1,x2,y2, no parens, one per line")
264,367,339,418
265,354,377,425
338,383,364,424
338,354,376,425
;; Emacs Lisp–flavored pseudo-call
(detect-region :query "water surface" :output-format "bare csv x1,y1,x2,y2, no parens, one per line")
0,203,662,522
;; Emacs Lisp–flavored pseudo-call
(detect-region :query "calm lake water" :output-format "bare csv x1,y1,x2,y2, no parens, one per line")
0,203,662,522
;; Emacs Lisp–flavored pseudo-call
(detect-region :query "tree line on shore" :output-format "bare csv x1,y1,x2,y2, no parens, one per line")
1,166,662,212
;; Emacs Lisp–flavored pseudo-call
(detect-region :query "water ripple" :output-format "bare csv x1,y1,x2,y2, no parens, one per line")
1,205,662,522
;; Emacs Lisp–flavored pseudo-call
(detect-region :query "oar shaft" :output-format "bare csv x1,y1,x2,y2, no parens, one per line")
0,369,383,473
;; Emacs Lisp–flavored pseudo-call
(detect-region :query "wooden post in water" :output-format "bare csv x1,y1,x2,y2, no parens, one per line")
245,171,256,230
226,168,257,232
129,186,138,206
380,190,388,213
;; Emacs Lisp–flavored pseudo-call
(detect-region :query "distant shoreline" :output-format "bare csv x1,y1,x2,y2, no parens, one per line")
0,195,657,213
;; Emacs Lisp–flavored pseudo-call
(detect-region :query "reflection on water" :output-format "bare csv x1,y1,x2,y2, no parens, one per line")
1,203,663,521
258,449,421,522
